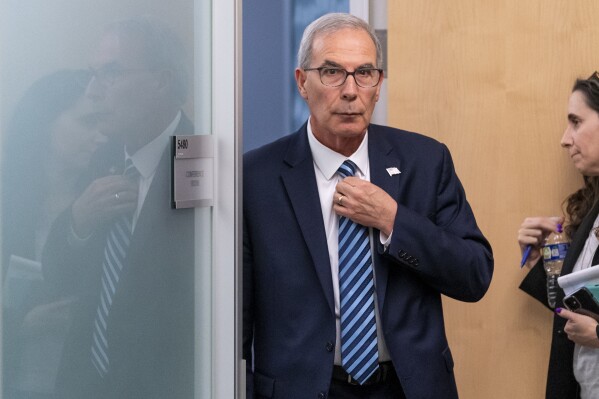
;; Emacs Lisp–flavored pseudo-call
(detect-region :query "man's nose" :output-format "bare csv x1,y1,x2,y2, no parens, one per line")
340,74,358,99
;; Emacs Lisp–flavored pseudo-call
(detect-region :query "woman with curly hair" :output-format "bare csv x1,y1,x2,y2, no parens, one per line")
519,72,599,399
2,69,104,398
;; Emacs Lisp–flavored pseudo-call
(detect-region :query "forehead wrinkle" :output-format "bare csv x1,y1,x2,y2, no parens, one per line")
320,60,376,70
92,31,150,70
321,60,343,68
312,30,376,59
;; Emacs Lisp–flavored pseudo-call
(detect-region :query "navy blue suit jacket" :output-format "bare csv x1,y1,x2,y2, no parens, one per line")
42,115,195,399
243,123,494,399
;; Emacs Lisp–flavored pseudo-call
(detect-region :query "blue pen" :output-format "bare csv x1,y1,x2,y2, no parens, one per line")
520,245,532,268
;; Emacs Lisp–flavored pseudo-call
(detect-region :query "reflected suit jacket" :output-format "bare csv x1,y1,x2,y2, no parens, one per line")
42,115,195,399
243,122,494,399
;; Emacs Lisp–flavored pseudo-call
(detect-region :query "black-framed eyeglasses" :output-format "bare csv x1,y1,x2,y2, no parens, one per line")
303,66,383,88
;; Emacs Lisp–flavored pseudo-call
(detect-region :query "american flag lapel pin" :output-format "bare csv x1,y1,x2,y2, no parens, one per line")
386,167,401,176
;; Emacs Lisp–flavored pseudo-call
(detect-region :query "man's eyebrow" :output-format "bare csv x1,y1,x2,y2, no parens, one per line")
91,61,122,71
320,60,343,68
318,60,377,69
568,113,580,122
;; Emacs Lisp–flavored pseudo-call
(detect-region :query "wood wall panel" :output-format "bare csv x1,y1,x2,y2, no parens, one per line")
387,1,599,398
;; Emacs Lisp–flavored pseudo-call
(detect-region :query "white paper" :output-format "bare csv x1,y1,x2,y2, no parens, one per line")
558,266,599,296
3,254,42,309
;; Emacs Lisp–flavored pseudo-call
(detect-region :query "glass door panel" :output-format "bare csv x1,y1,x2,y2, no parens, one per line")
1,1,213,397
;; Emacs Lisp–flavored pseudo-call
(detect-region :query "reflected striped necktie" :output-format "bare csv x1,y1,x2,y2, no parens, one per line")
91,159,139,378
338,159,379,385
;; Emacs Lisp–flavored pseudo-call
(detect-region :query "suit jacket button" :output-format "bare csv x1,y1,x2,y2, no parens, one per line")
318,392,327,399
326,342,334,352
398,250,406,258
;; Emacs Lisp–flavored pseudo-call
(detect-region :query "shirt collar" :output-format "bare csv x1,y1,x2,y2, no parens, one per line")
307,117,370,180
125,111,182,178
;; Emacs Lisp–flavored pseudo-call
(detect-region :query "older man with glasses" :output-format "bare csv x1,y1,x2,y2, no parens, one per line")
243,12,494,399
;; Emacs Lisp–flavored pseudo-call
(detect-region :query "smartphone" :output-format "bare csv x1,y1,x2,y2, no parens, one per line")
585,283,599,299
563,287,599,322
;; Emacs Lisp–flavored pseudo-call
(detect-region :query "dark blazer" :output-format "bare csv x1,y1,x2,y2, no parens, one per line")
243,123,494,399
520,201,599,399
42,115,195,399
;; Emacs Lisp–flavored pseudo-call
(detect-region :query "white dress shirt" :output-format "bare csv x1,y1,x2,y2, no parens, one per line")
69,111,181,242
572,214,599,399
126,111,181,231
306,119,391,365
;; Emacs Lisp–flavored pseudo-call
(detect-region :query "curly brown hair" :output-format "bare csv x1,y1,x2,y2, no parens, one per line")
563,77,599,238
564,176,599,238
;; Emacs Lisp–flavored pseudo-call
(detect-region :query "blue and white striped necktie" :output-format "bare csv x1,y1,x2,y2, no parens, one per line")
337,159,379,385
91,159,139,377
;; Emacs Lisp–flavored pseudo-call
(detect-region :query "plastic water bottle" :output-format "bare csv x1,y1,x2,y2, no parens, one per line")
542,223,569,308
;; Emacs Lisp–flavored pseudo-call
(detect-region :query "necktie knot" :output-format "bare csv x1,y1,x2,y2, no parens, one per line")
338,159,357,178
123,158,139,178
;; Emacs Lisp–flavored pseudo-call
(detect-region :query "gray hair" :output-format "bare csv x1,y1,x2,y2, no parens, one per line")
105,15,190,105
297,13,382,69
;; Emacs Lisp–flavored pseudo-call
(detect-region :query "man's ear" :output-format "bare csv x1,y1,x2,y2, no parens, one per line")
295,68,308,100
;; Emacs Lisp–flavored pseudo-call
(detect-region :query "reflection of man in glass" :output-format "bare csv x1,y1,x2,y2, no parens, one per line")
42,16,195,398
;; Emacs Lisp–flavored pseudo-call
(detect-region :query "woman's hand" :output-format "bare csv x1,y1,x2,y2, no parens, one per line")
517,216,564,268
556,307,599,348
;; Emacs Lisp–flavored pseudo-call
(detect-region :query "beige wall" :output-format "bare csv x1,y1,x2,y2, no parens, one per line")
387,1,599,398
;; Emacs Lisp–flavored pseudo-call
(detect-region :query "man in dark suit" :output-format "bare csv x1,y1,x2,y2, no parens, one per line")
42,16,195,398
243,13,494,399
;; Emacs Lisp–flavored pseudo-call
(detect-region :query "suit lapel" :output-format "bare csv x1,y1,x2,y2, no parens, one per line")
129,149,171,242
279,124,404,315
121,114,194,274
281,126,335,315
368,125,402,311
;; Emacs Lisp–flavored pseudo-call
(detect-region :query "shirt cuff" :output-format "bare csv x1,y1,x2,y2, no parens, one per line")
379,230,393,251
